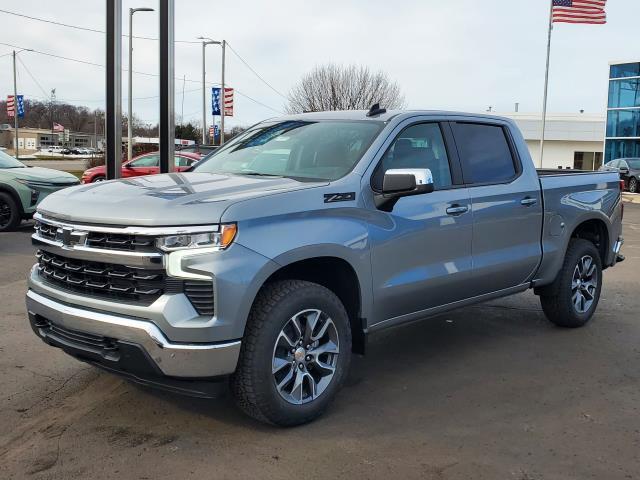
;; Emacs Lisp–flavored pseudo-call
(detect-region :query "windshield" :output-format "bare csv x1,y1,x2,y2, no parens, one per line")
627,159,640,169
0,150,25,169
193,120,383,181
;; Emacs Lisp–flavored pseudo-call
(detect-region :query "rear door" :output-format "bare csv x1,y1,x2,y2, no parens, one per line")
449,121,543,295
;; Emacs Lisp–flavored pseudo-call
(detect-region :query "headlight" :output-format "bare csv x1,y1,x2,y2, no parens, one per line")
156,224,237,251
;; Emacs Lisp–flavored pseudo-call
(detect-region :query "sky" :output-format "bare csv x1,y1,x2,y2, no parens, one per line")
0,0,638,131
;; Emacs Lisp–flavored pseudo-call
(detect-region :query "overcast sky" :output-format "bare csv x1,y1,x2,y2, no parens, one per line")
0,0,638,130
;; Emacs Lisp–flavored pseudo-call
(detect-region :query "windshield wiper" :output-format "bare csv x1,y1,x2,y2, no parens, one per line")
236,171,283,177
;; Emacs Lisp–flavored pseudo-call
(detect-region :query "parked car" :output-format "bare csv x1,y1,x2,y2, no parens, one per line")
600,158,640,193
81,151,201,183
0,150,79,231
27,110,624,426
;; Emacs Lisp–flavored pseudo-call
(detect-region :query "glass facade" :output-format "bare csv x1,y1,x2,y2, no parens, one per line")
606,61,640,162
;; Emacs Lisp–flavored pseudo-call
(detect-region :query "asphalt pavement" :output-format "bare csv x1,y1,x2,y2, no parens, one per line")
0,207,639,479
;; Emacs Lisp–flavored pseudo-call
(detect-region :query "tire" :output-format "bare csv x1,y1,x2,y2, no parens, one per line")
92,176,106,183
0,192,21,232
231,280,352,426
540,239,602,328
629,177,638,193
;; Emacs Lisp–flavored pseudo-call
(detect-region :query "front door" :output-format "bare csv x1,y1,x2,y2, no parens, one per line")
368,121,474,325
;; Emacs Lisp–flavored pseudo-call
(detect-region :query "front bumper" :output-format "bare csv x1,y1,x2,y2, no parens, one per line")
26,290,241,382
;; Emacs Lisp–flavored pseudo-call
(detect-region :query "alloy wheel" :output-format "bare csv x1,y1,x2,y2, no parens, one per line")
571,255,598,314
271,309,340,405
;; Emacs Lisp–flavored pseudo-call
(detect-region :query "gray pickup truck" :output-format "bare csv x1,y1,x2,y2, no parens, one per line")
26,109,624,426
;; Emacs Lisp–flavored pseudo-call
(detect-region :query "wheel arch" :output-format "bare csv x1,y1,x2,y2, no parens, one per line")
249,254,367,354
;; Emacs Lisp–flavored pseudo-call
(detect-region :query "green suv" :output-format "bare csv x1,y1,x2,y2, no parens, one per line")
0,150,79,232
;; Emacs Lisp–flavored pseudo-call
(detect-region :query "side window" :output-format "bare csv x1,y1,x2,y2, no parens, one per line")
452,123,517,184
607,160,619,168
129,154,159,167
619,160,628,169
174,156,193,167
373,123,452,191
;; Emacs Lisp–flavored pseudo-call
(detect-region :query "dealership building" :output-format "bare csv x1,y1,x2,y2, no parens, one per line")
497,112,605,170
605,61,640,162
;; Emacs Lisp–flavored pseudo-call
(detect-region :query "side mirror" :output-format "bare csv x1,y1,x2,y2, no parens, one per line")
619,167,629,174
375,168,434,212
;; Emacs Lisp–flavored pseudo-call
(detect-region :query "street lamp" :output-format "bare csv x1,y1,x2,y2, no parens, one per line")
12,48,33,160
197,36,225,145
128,7,154,162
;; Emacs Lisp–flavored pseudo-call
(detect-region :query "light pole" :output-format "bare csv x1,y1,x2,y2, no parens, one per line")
128,7,154,162
197,37,221,144
220,40,226,146
12,48,32,159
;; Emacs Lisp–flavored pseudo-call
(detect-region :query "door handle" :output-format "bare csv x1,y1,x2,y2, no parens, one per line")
520,197,538,207
446,205,469,216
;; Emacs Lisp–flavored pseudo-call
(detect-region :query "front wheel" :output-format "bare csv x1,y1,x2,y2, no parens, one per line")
540,239,602,328
231,280,352,426
0,192,21,232
92,175,106,183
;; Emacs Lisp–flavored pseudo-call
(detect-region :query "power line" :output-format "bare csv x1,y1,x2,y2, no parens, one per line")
226,42,288,100
0,41,284,114
0,8,199,43
17,55,49,98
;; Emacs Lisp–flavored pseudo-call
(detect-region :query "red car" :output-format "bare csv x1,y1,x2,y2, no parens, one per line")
81,152,201,184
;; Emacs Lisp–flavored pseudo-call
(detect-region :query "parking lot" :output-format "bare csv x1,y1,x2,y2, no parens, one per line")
0,205,638,479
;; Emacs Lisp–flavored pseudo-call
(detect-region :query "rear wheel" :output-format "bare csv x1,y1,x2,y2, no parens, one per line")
231,280,352,426
539,239,602,328
629,177,638,193
0,192,21,232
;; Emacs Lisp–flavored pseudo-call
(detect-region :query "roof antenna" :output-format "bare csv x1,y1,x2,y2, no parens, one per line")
367,103,386,117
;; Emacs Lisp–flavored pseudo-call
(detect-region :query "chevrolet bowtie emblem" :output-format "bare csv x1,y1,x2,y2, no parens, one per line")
56,227,88,248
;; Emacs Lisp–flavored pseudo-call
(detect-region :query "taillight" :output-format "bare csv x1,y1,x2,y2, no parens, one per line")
620,180,626,191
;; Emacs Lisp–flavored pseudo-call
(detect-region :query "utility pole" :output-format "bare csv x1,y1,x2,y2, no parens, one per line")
128,7,154,162
198,37,221,144
220,40,226,145
12,50,18,160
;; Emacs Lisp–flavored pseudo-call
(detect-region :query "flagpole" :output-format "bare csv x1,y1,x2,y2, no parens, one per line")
539,0,554,169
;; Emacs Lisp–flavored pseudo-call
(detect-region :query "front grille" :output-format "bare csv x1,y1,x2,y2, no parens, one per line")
36,222,58,241
37,250,164,304
35,221,156,252
85,232,155,251
184,281,215,316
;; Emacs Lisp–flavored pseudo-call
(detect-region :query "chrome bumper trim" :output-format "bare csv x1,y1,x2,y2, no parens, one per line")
26,290,240,377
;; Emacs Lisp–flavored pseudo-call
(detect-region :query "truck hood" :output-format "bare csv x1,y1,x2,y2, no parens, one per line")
37,172,327,226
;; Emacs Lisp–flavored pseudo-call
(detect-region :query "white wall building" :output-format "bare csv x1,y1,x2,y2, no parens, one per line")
496,113,605,170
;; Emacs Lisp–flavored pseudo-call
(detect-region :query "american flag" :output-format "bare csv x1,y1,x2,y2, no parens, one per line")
223,88,234,117
6,95,15,118
552,0,607,24
53,122,64,132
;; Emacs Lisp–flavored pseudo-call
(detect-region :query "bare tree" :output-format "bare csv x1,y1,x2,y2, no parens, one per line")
286,64,405,113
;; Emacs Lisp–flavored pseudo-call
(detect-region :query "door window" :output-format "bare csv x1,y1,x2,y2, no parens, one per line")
174,155,194,167
452,123,517,184
373,123,452,190
129,154,159,167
